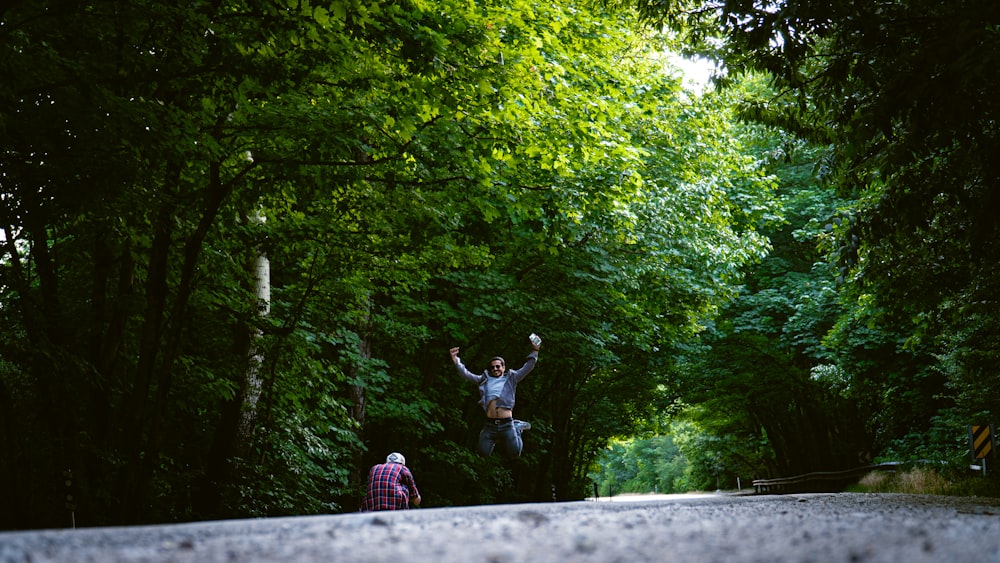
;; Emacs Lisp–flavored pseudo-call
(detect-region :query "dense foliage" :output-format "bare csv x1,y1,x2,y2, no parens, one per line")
635,0,1000,406
1,0,774,528
589,0,1000,492
4,0,997,530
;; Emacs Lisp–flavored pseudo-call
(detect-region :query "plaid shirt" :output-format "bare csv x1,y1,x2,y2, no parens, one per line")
361,462,420,511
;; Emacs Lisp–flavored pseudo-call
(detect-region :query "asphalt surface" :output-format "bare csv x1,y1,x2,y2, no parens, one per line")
4,492,1000,562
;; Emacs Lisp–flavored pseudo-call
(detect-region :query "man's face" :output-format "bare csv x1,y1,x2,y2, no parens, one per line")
489,361,505,377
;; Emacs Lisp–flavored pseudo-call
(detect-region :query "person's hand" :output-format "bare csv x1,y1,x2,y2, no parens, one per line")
449,347,460,363
529,333,541,349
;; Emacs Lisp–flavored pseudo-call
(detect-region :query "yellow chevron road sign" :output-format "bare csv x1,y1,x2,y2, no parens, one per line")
970,424,994,460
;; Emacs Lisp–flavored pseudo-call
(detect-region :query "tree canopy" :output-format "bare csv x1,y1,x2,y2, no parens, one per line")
605,0,1000,489
4,0,999,530
1,0,776,527
632,0,1000,387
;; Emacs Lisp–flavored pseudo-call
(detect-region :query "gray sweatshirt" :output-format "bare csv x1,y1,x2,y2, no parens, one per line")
455,351,539,412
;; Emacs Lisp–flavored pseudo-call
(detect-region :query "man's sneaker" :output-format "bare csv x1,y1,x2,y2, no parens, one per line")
514,419,531,433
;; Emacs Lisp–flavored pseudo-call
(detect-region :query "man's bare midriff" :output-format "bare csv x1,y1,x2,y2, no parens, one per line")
486,399,513,419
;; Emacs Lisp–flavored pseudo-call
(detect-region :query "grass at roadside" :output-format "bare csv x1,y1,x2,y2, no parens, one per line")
847,466,1000,497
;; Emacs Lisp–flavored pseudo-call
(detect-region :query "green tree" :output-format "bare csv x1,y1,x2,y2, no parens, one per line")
427,60,774,503
633,0,1000,471
590,435,684,496
0,0,528,525
355,4,777,504
1,0,785,528
665,108,873,478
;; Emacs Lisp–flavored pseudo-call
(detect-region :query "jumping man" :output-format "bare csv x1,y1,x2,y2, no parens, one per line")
450,333,541,459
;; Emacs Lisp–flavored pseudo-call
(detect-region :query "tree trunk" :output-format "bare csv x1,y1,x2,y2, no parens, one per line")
198,207,269,518
237,226,270,453
348,338,370,510
121,160,234,523
347,298,373,510
116,205,172,523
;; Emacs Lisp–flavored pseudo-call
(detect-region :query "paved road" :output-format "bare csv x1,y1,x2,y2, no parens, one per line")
4,492,1000,562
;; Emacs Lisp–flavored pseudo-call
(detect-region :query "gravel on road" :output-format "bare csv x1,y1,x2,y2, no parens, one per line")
4,492,1000,562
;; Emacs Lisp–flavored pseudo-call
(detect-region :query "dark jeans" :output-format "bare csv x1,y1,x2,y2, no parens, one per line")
478,418,522,459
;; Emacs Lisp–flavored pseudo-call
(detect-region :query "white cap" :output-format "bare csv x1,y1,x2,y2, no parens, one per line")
386,452,406,465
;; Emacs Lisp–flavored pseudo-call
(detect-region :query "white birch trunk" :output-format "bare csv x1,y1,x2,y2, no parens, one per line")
238,211,269,445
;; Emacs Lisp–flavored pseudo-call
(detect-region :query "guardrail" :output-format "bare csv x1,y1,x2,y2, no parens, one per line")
752,462,903,494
